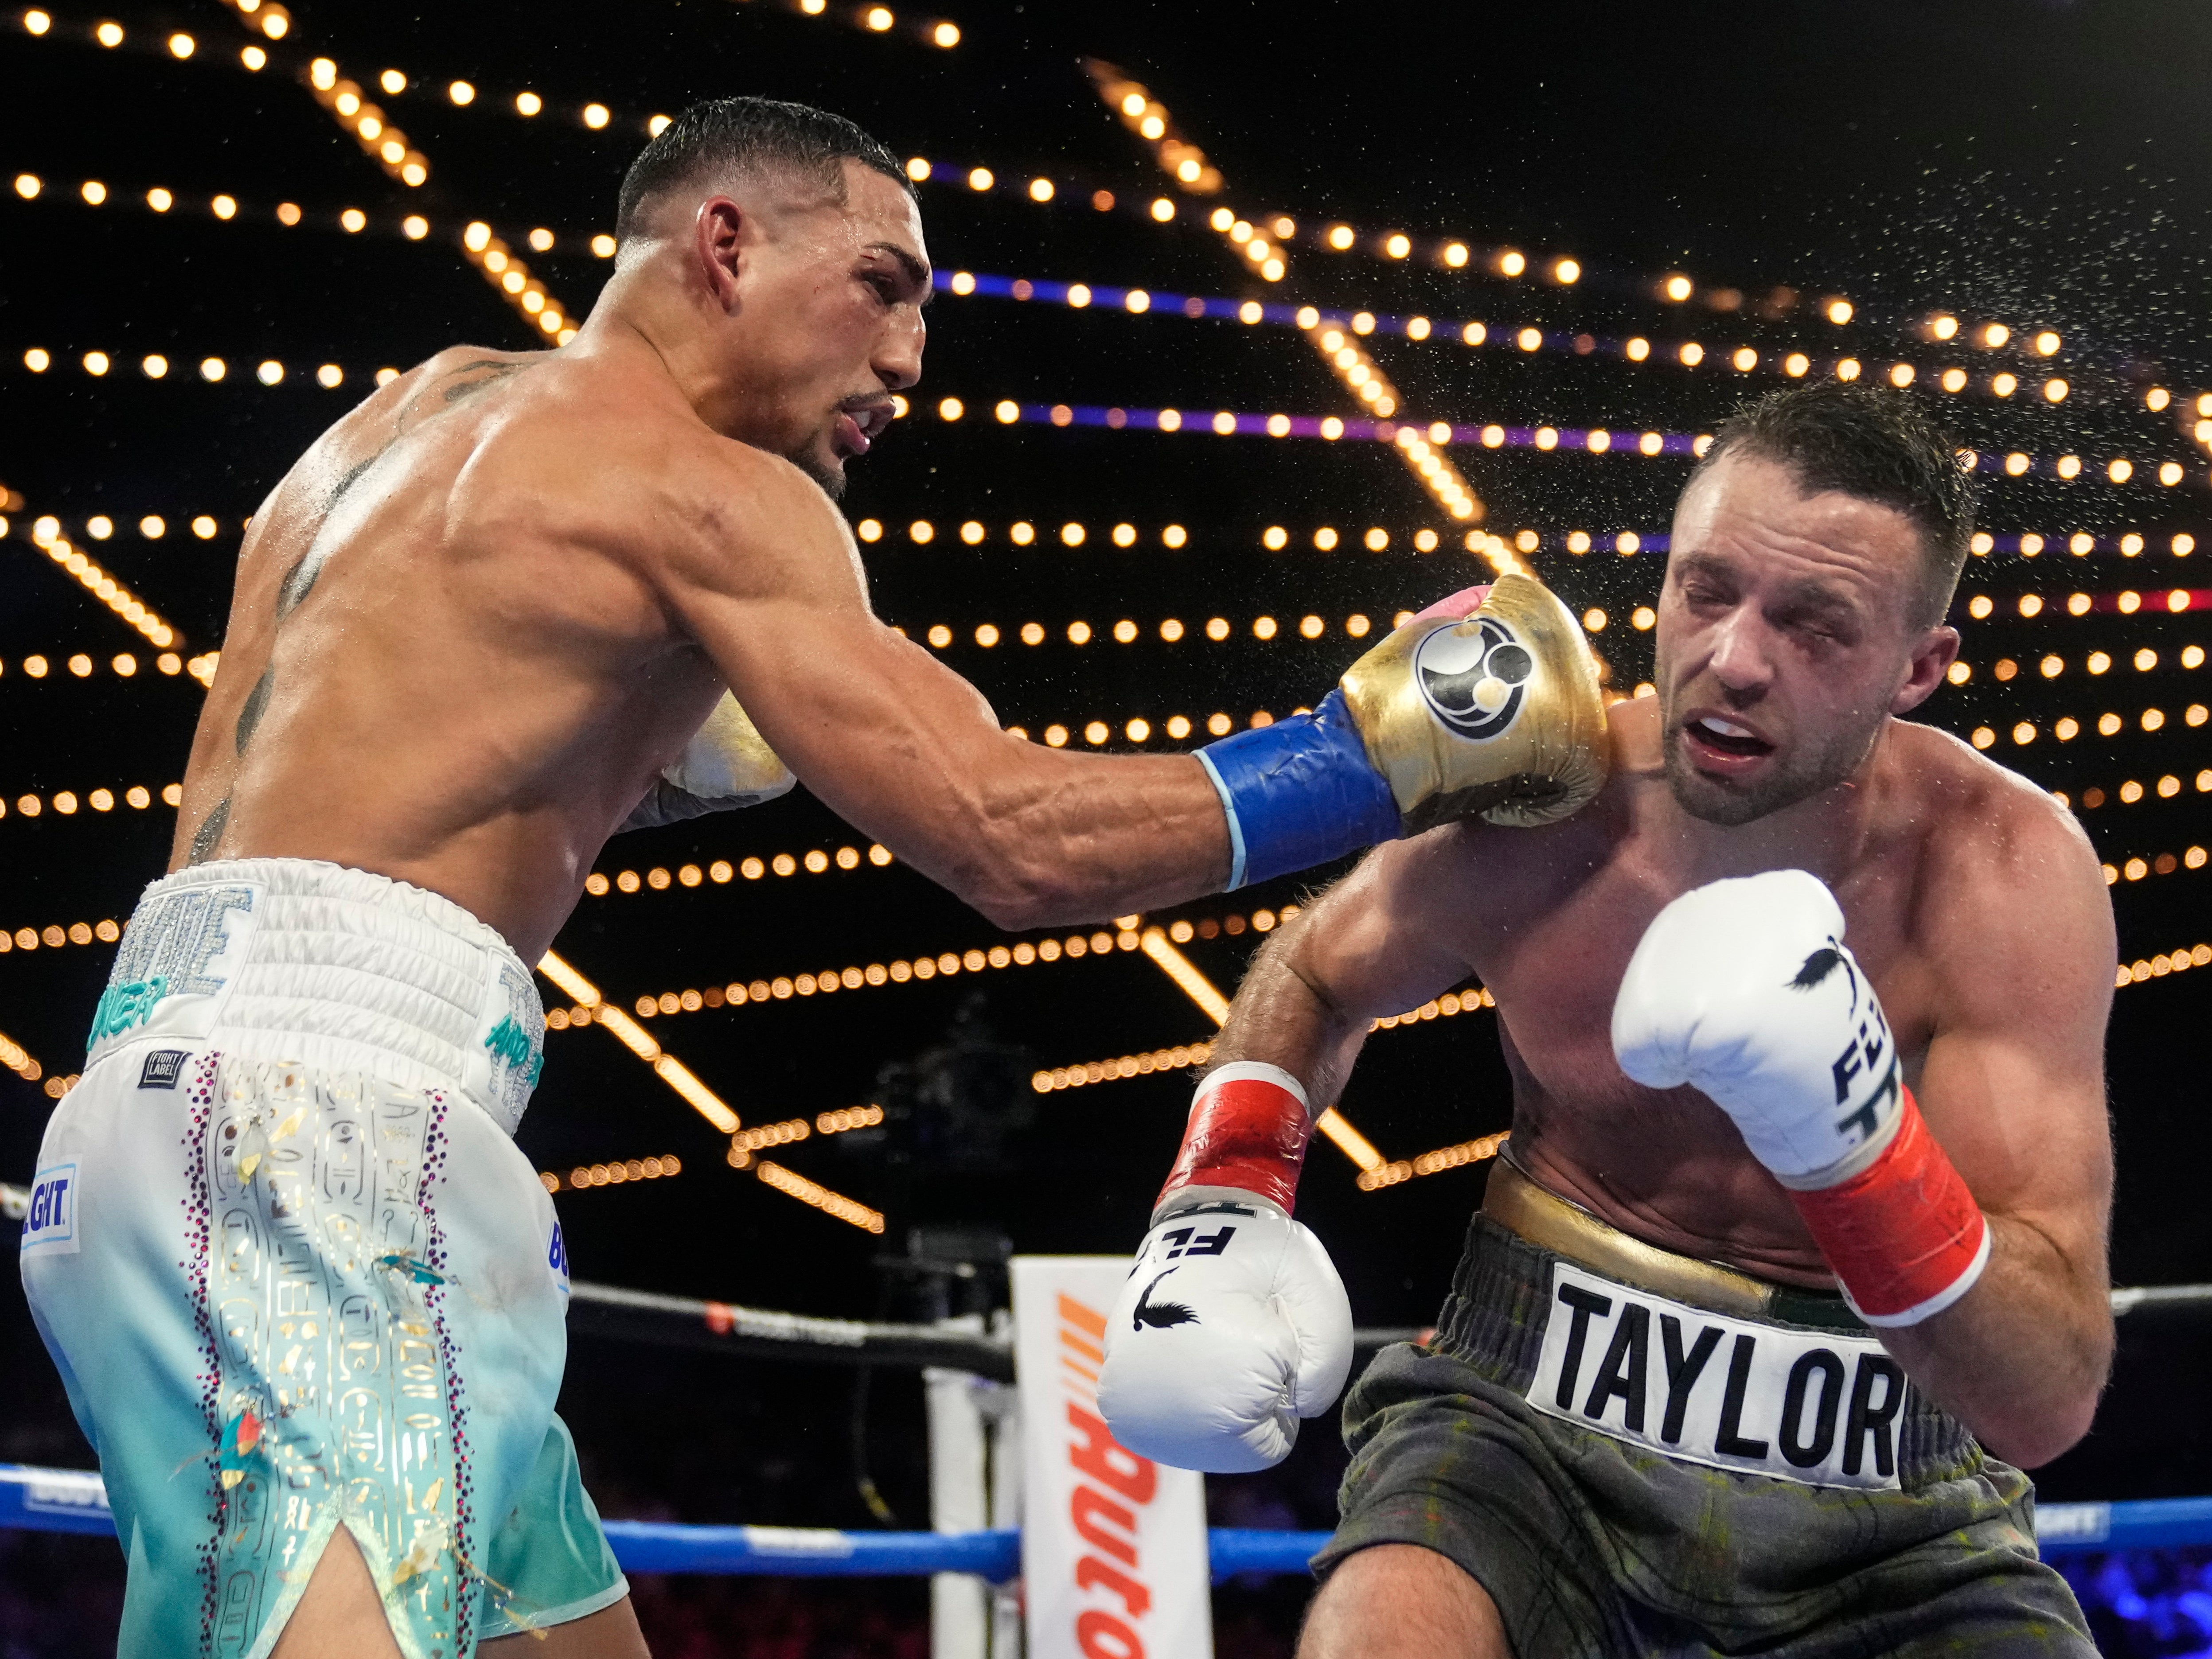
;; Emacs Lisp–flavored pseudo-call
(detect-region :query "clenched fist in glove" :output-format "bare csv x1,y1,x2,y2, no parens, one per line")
1194,573,1611,889
1611,869,1990,1326
1098,1063,1353,1472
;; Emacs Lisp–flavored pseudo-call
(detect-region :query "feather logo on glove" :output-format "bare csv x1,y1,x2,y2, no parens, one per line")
1130,1268,1199,1331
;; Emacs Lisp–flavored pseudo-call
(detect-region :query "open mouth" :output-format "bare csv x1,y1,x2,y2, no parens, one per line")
1682,713,1776,764
833,402,894,459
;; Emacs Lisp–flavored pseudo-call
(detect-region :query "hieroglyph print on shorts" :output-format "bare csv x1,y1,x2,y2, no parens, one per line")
200,1056,476,1659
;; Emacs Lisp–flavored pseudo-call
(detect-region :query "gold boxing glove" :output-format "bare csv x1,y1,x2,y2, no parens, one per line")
1341,573,1610,832
621,690,796,831
1193,574,1610,888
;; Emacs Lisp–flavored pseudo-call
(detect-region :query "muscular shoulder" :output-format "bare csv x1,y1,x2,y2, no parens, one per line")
1880,719,2114,997
1888,720,2100,892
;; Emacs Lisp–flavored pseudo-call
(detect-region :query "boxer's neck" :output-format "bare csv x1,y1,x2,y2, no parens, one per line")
1645,713,1894,888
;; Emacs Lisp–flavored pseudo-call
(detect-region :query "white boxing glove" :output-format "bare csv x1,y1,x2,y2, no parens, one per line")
1098,1193,1353,1473
1610,868,1902,1187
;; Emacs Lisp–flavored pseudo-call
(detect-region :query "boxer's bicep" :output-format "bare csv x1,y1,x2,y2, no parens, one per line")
1916,802,2116,1278
633,456,1230,925
1287,837,1482,1023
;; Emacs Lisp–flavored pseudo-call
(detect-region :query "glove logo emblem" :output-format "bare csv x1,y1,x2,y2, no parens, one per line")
1414,617,1535,741
1130,1267,1200,1331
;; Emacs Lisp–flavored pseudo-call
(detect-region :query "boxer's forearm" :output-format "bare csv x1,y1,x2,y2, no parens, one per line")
1876,1215,2111,1468
1205,919,1374,1103
915,744,1234,928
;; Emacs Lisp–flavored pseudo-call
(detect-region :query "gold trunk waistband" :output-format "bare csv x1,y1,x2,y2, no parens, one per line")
1482,1153,1865,1332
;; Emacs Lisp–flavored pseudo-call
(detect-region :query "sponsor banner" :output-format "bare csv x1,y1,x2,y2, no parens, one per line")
19,1161,82,1258
1528,1261,1908,1492
1014,1257,1212,1659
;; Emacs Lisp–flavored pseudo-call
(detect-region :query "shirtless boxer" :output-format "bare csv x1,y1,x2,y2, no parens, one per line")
1100,382,2116,1655
18,97,1611,1659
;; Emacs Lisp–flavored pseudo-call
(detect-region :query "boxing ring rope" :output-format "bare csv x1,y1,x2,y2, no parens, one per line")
8,1253,2212,1571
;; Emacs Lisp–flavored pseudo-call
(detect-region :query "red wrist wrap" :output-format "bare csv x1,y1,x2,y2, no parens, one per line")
1158,1073,1313,1215
1787,1087,1988,1326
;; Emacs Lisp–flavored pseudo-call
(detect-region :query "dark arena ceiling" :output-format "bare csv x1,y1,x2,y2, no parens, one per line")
5,0,2212,1647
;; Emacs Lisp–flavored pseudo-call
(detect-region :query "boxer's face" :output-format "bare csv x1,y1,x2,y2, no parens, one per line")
1654,452,1956,826
698,161,929,497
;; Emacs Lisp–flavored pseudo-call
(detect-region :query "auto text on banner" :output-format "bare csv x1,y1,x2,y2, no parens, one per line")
1013,1257,1213,1659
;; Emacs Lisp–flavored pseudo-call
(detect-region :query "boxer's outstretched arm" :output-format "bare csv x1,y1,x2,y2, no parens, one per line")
629,445,1231,927
1877,801,2116,1467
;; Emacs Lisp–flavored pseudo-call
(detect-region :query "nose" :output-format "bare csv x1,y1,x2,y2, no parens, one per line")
874,309,925,393
1705,604,1776,699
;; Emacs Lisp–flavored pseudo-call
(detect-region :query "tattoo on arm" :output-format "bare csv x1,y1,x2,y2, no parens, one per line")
187,796,230,865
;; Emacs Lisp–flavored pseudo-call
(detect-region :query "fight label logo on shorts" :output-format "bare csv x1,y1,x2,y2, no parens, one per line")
1527,1262,1907,1491
1414,616,1533,741
20,1160,83,1257
138,1049,190,1090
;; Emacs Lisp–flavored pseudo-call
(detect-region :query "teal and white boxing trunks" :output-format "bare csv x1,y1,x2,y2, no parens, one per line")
20,858,628,1658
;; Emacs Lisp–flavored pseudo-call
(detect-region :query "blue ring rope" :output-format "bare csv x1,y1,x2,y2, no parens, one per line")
1,1465,2200,1577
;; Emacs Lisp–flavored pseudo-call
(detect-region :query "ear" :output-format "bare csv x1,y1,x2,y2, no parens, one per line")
691,197,747,311
1891,624,1959,715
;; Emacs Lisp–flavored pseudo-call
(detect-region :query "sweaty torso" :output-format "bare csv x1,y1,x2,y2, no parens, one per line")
175,346,728,958
1443,697,2011,1285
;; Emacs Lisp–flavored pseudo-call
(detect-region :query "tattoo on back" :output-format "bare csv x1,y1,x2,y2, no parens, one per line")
234,668,275,754
438,358,529,405
188,796,230,865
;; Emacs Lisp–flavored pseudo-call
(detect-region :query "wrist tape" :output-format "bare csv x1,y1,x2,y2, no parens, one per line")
1157,1061,1315,1216
1195,688,1401,891
1787,1087,1990,1327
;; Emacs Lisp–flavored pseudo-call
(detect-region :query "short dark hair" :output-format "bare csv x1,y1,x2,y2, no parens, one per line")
615,96,911,241
1693,382,1977,629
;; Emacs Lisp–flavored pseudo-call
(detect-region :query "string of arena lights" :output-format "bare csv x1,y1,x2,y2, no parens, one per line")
1069,67,2186,527
5,508,241,545
0,917,122,954
20,4,2091,385
0,1029,41,1083
932,395,2196,485
1953,646,2205,690
0,783,179,824
902,140,2071,361
1030,984,1500,1097
1962,589,2212,622
2062,771,2212,812
0,649,193,682
1072,66,1499,549
12,505,2211,569
2,154,2121,415
63,9,2212,465
545,907,1301,1031
533,950,887,1232
1966,702,2208,749
924,265,2088,411
582,844,893,900
207,0,589,347
16,343,402,390
17,158,2136,426
12,315,2198,483
12,511,179,648
17,0,962,103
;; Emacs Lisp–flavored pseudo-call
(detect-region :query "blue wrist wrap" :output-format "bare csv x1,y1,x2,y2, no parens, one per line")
1193,688,1401,890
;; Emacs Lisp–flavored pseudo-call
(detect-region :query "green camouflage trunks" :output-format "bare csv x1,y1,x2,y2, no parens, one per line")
1314,1209,2094,1656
